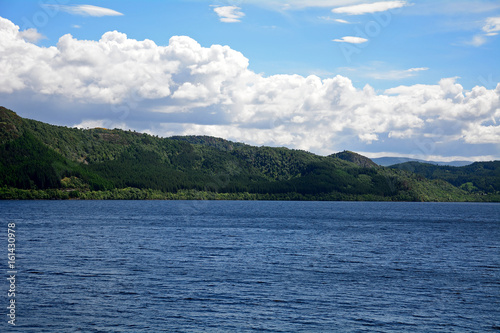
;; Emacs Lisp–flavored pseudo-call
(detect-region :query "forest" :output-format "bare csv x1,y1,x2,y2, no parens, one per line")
1,107,498,201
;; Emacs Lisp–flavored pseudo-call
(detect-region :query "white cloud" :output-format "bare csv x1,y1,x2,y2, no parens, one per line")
462,122,500,144
482,16,500,35
407,67,428,73
359,133,379,143
332,36,368,43
332,1,409,15
468,16,500,46
44,4,123,17
73,119,127,130
319,16,351,23
366,67,429,80
338,63,430,81
1,16,499,159
468,34,487,46
250,0,367,10
17,28,45,43
213,6,245,23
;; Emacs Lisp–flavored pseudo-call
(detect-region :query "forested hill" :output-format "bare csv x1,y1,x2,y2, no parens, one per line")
0,107,498,201
390,161,500,194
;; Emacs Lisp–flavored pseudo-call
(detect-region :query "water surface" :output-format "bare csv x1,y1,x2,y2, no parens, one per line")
1,201,499,332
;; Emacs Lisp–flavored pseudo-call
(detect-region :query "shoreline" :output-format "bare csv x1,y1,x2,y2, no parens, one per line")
1,187,498,202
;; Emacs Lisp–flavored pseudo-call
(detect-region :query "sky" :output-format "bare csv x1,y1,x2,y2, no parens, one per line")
0,0,499,162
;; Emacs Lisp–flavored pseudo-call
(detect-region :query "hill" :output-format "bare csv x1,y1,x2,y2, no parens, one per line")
390,161,500,195
0,106,497,201
330,151,378,168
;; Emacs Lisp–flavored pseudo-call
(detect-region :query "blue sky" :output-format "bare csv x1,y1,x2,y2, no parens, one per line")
0,0,499,161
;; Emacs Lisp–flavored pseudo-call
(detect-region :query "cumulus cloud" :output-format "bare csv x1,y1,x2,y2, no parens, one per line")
332,1,409,15
0,16,499,159
332,36,368,43
213,6,245,23
462,122,500,144
18,28,45,43
44,4,123,17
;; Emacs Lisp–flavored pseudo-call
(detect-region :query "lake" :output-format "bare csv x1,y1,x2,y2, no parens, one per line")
1,201,499,332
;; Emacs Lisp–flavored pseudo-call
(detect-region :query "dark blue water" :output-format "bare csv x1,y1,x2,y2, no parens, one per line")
1,201,499,332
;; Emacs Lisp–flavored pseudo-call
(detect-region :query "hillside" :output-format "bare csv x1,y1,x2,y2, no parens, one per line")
330,151,378,168
390,161,500,194
0,106,497,201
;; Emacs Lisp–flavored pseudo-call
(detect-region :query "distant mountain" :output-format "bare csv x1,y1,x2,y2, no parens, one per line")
0,106,497,201
372,157,473,167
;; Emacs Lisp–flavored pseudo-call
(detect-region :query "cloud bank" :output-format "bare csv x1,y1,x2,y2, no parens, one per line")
0,17,499,159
